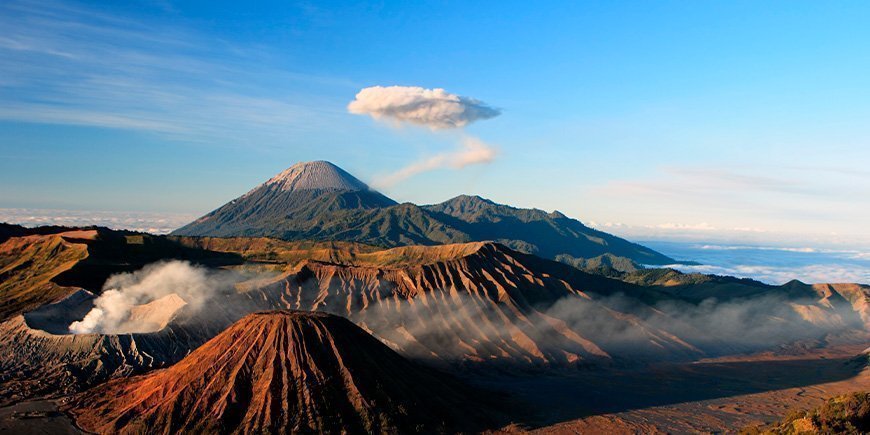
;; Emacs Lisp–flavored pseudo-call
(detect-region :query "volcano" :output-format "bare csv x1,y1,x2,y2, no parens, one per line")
172,161,675,265
66,311,503,434
172,161,398,238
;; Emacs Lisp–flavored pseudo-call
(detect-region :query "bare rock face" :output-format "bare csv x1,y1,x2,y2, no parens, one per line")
66,311,503,435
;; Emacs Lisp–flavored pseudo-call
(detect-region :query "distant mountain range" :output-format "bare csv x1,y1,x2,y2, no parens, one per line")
172,161,674,265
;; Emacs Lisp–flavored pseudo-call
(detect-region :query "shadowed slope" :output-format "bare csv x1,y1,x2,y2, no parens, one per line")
0,231,93,321
66,311,503,435
172,162,675,265
423,194,674,264
0,228,242,323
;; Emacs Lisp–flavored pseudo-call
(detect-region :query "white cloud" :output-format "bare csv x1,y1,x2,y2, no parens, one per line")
0,0,344,144
349,85,501,185
666,262,870,286
348,85,500,129
371,136,497,188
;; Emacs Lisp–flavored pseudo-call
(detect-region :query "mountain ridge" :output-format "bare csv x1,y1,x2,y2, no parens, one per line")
172,161,676,265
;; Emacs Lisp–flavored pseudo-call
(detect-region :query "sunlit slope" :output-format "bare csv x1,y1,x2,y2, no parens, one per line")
0,230,92,321
66,311,503,435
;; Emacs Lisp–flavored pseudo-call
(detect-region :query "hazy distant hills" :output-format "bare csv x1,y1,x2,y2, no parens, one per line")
172,161,675,265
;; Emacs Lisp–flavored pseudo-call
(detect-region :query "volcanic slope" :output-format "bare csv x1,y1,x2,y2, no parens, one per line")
229,242,712,365
172,160,397,238
66,311,504,435
227,240,870,366
171,160,675,265
0,228,243,404
0,230,92,321
0,226,242,322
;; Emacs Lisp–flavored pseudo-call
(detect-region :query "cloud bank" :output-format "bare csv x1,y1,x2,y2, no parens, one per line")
348,85,500,129
349,85,500,185
0,208,195,234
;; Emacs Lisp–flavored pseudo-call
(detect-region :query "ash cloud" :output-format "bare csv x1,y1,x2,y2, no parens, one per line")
348,85,500,186
69,261,241,334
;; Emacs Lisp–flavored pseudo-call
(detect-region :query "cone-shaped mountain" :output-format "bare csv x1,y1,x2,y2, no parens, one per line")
66,311,503,434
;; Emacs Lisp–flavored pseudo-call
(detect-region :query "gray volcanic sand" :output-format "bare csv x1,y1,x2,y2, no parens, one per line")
481,341,870,433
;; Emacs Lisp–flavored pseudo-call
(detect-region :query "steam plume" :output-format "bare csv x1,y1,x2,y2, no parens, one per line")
69,261,235,334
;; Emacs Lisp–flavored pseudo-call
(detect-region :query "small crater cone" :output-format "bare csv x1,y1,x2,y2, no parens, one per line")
66,310,502,434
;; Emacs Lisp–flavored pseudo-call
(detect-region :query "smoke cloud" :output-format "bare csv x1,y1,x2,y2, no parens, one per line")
348,85,500,129
69,261,239,334
349,85,500,184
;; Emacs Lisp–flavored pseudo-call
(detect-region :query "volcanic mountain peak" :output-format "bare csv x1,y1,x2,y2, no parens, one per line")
262,160,370,192
67,310,501,434
171,161,675,266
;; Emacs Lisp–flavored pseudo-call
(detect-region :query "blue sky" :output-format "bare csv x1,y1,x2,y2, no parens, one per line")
2,0,870,247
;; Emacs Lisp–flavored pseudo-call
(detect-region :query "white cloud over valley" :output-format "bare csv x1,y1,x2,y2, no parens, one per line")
0,208,195,234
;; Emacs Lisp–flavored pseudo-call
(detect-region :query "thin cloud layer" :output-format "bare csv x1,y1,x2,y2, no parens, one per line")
348,85,500,129
0,0,341,144
372,136,497,188
0,208,195,234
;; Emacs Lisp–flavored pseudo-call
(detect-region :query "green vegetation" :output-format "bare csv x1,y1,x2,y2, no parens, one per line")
174,191,676,265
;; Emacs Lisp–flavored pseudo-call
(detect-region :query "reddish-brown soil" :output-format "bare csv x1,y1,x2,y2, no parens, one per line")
66,311,506,434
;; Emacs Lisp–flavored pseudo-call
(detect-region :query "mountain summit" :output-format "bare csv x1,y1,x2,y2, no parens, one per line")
260,160,369,192
173,161,674,265
173,161,397,237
